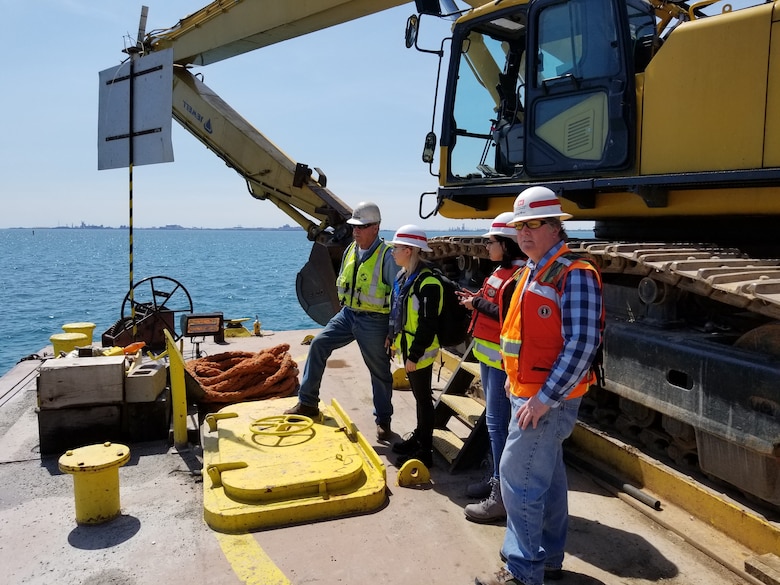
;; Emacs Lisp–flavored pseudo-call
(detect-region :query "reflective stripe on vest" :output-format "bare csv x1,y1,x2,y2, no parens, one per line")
470,264,522,344
336,241,391,313
473,338,503,369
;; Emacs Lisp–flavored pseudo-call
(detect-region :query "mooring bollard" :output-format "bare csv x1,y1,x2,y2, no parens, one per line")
58,442,130,524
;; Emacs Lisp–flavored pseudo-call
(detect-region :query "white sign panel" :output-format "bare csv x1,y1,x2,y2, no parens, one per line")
97,48,174,170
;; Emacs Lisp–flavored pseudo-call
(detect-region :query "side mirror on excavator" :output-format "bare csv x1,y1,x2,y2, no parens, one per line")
405,14,420,49
422,131,437,164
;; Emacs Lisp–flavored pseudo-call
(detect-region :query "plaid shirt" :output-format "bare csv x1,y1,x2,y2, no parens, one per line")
525,240,603,406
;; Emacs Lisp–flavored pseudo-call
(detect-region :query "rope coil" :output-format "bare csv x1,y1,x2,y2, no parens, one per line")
184,343,299,404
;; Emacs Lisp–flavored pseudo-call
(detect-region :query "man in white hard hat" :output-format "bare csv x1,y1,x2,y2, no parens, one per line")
285,202,399,441
476,186,604,585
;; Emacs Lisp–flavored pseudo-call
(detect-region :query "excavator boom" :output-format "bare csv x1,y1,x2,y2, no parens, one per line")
149,0,408,66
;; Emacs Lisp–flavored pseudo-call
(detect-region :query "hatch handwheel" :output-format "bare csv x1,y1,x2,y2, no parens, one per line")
250,415,314,436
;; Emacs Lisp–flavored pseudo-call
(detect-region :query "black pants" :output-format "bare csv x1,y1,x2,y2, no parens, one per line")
408,363,434,450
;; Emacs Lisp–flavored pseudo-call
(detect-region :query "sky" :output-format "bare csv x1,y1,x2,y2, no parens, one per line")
0,1,474,232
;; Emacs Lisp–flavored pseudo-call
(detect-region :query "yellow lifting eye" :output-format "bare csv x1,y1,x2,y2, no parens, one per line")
397,458,431,487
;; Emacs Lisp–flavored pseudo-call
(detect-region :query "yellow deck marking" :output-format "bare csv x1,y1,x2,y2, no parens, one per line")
215,532,291,585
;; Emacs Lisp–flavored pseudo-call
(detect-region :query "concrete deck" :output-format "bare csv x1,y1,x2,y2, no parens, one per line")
0,329,768,585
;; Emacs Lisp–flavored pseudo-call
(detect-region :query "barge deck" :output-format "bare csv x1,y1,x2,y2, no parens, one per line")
0,328,775,585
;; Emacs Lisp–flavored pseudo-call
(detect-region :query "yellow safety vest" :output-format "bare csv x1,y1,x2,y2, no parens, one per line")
394,271,443,368
336,241,392,313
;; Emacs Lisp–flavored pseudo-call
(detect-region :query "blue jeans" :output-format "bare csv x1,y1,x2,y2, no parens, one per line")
480,362,510,479
499,394,582,585
297,306,393,424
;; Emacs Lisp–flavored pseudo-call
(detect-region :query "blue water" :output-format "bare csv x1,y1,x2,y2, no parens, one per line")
0,227,593,376
0,228,319,376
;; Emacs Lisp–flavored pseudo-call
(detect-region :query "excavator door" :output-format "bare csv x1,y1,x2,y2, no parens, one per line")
524,0,635,176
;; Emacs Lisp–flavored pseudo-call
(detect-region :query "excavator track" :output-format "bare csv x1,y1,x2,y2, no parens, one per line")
428,236,780,319
571,242,780,321
426,235,780,512
428,236,780,320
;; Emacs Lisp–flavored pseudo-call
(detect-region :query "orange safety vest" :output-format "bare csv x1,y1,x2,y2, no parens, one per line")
470,264,524,343
500,245,602,399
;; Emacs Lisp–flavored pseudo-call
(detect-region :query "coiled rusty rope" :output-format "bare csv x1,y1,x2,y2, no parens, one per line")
184,343,299,404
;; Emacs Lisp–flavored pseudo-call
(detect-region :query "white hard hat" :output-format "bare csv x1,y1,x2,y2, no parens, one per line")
483,211,518,242
389,224,432,252
347,201,381,225
509,186,572,224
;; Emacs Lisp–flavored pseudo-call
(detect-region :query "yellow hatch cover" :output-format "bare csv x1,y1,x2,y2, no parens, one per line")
202,397,386,533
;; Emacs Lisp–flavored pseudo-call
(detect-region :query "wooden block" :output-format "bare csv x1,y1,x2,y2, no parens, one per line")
125,362,167,403
37,356,125,409
746,553,780,585
37,405,122,456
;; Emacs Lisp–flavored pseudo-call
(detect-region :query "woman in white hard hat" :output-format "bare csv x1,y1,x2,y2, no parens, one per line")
457,211,526,523
387,224,442,468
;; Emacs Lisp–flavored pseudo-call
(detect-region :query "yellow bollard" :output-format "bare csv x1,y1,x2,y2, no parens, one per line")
50,332,89,356
61,322,96,345
58,442,130,524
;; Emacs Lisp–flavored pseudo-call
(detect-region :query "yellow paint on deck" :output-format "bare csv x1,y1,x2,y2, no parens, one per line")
570,422,780,555
215,532,291,585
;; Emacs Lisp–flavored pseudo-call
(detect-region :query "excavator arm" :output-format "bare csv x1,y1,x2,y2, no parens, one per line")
171,67,351,244
131,0,408,324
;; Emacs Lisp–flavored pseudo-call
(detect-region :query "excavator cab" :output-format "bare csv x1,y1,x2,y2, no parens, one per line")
441,0,636,190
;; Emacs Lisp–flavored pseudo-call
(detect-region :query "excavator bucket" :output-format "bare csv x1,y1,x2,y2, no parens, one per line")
296,241,345,326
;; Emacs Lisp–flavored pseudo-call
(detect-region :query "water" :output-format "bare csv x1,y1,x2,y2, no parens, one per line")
0,228,318,376
0,227,593,376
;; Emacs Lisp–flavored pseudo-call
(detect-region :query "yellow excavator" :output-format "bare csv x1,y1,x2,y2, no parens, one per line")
116,0,779,510
410,0,780,511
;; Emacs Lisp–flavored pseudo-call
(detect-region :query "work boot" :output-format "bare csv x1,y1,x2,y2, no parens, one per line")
391,431,420,455
464,477,506,523
376,422,392,441
283,401,319,418
466,474,493,499
474,566,525,585
499,550,563,581
395,447,433,469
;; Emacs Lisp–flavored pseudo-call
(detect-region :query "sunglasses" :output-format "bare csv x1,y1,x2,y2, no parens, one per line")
485,240,502,247
353,223,377,230
513,219,548,230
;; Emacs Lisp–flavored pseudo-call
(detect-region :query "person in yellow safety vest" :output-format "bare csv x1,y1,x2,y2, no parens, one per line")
456,212,526,523
476,187,604,585
387,224,443,469
285,202,400,442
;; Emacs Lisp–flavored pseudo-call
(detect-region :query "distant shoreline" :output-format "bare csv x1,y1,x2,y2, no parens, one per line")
3,225,307,231
2,225,490,233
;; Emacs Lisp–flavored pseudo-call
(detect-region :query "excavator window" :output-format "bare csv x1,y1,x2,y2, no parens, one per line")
536,0,620,85
447,10,528,180
626,0,659,72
